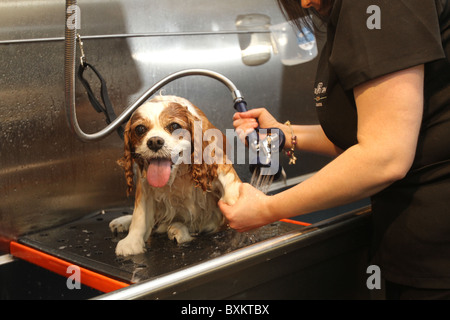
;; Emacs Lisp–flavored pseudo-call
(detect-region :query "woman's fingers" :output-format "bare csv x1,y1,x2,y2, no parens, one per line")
232,108,266,121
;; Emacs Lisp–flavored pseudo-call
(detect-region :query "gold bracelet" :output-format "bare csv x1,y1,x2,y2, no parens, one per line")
284,121,297,165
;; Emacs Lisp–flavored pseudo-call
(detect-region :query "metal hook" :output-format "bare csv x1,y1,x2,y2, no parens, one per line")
76,33,87,67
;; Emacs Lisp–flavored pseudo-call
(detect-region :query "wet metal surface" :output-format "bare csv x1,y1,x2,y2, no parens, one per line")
19,208,303,284
0,0,329,241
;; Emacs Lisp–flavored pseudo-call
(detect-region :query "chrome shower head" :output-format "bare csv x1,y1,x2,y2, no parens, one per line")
234,100,286,193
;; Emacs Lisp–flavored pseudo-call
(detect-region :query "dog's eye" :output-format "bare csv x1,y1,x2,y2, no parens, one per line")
135,125,147,136
167,122,182,133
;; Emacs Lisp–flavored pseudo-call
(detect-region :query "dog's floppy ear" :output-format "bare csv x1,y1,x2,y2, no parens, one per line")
191,158,218,192
188,108,219,192
117,120,135,196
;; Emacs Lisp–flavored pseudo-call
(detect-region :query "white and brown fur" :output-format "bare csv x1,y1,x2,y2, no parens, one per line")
109,95,240,256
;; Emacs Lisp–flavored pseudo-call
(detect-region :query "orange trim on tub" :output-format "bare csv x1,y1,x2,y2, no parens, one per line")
9,241,129,293
280,219,311,226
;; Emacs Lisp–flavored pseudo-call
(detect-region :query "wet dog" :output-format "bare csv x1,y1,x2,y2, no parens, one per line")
109,95,240,256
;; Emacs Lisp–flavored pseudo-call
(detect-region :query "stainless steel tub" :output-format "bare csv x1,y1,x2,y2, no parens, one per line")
2,205,372,300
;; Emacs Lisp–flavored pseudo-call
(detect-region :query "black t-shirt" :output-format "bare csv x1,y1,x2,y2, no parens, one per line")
314,0,450,288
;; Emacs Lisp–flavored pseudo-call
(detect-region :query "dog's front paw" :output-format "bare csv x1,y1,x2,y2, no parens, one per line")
220,181,241,206
109,215,132,233
115,234,146,256
168,223,194,244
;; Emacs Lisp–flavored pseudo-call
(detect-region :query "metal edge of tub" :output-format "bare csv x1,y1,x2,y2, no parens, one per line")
94,206,372,300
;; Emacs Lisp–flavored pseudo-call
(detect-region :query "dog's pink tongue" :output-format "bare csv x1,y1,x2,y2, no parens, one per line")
146,159,172,188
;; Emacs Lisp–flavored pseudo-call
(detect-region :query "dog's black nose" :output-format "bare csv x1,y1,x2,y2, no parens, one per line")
147,136,164,151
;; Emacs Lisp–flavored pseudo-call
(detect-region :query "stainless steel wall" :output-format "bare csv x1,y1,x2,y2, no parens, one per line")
0,0,330,242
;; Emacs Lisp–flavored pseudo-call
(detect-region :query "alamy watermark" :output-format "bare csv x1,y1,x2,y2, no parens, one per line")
169,121,282,176
366,265,381,290
66,265,81,290
65,264,383,291
66,5,81,30
366,5,381,30
68,4,381,31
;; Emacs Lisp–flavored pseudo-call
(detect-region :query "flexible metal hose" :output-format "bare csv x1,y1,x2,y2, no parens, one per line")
64,0,78,138
64,1,243,142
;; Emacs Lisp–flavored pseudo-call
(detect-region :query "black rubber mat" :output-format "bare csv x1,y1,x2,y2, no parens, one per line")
19,208,304,284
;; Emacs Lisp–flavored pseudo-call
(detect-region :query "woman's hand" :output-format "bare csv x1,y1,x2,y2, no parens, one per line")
233,108,287,146
218,183,276,232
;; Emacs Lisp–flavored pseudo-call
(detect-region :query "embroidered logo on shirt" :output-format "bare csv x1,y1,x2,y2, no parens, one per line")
314,82,327,107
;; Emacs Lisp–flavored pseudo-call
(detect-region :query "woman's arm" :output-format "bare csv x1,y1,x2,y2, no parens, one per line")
220,65,424,232
233,110,342,157
284,124,343,157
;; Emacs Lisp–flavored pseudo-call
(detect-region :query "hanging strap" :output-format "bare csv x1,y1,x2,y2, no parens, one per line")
76,34,125,139
77,63,125,139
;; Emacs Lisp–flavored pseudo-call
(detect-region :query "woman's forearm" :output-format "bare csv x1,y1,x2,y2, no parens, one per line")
282,124,342,157
267,142,400,221
221,141,402,232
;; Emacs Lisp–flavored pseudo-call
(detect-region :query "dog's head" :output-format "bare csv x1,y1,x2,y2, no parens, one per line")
118,95,223,195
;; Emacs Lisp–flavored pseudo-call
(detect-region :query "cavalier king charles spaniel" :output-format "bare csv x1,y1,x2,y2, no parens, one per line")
109,95,241,256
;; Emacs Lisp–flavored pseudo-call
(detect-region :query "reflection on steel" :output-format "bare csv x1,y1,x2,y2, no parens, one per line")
96,207,371,300
0,30,270,45
97,229,314,300
0,0,325,239
66,68,244,142
65,1,244,142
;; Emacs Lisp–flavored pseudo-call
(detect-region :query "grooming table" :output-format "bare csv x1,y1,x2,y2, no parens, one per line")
9,205,373,299
11,208,304,291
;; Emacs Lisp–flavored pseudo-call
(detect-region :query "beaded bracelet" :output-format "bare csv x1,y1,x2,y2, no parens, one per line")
284,121,297,165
